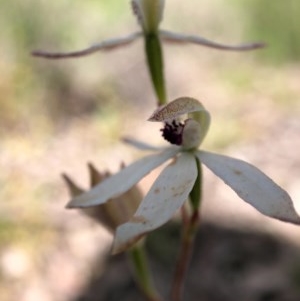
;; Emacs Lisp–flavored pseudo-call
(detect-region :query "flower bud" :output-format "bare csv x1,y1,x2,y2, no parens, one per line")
131,0,165,33
63,163,142,233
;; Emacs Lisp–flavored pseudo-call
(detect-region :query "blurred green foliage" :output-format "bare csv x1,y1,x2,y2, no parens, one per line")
0,2,300,299
0,0,129,136
2,0,299,137
237,0,300,64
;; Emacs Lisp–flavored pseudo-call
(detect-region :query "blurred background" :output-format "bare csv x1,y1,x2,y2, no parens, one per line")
1,0,300,300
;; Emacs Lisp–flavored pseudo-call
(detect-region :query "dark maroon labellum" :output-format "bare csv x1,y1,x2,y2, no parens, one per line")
160,120,184,145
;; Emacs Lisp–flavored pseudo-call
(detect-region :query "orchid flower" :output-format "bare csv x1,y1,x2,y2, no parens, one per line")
32,0,264,105
67,97,300,254
63,162,142,233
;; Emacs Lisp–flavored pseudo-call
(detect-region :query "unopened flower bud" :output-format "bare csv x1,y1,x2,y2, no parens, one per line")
63,163,142,233
131,0,165,33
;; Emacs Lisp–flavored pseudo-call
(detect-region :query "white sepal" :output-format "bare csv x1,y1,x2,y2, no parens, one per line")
32,32,142,59
112,152,197,253
67,148,179,208
197,150,300,224
160,30,265,51
122,137,166,151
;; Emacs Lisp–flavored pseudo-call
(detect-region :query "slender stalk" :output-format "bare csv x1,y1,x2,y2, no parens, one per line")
171,159,202,301
189,158,202,211
171,209,199,301
129,245,163,301
180,205,189,226
145,33,166,106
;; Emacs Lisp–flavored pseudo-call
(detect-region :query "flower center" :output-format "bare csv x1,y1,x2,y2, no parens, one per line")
160,120,184,145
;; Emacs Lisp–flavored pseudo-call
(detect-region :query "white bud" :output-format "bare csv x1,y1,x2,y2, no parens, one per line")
131,0,165,33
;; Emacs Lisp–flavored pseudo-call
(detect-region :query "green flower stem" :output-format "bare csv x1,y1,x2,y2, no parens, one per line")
129,245,163,301
145,33,166,106
171,209,199,301
189,157,202,211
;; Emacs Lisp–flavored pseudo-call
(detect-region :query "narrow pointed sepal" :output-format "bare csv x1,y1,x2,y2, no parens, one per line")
122,137,165,151
88,163,107,187
112,152,197,254
32,32,142,59
66,148,179,208
197,151,300,224
62,174,85,197
160,30,265,51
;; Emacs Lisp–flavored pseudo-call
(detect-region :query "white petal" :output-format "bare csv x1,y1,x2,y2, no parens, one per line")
160,30,265,51
182,119,204,149
112,152,197,253
122,137,165,151
67,148,179,208
197,151,300,224
32,32,142,59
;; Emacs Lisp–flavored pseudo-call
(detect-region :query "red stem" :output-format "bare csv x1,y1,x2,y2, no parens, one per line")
171,210,199,301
